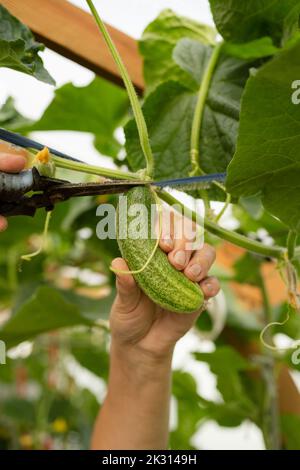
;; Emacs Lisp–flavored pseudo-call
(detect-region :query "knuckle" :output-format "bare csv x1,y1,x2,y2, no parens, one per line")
203,243,216,262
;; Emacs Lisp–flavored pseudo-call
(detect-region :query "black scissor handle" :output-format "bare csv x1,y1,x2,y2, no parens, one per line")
0,170,35,202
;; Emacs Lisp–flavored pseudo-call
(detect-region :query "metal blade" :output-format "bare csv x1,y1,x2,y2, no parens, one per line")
154,173,227,190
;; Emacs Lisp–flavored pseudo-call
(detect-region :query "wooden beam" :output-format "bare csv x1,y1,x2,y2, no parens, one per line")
2,0,144,92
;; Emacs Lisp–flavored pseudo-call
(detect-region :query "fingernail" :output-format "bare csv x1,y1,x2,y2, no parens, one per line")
189,264,202,278
174,250,186,267
204,282,213,294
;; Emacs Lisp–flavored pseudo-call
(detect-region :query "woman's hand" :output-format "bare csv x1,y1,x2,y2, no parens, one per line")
92,207,220,450
110,207,220,360
0,146,27,232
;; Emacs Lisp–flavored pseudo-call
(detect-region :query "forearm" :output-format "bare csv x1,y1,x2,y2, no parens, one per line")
91,342,173,450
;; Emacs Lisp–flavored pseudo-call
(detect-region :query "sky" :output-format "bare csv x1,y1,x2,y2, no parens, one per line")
0,0,267,449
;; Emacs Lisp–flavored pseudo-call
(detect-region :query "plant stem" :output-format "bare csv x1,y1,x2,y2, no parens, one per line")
190,42,223,175
258,274,281,450
215,192,231,223
52,155,140,181
260,274,273,325
159,190,285,260
86,0,154,177
190,42,223,212
287,230,298,261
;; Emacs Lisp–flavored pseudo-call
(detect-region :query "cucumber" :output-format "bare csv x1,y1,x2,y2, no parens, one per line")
117,186,204,314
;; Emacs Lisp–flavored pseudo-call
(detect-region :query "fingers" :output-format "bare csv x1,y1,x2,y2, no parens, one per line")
171,213,196,269
158,208,219,300
0,153,26,173
0,215,8,232
111,258,141,312
159,210,174,253
200,276,220,299
184,243,216,282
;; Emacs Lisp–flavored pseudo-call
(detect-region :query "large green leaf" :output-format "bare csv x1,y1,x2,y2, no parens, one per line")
126,41,252,183
71,343,109,380
126,81,196,179
223,37,279,60
226,40,300,231
0,5,55,85
28,77,129,158
194,347,255,413
139,9,216,92
209,0,300,45
0,286,113,348
0,96,33,130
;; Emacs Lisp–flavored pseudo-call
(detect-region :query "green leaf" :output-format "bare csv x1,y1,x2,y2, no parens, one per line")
173,38,212,85
234,252,262,286
226,40,300,231
209,0,300,45
2,398,35,426
281,414,300,449
274,303,300,340
0,5,55,85
171,371,205,450
0,96,33,130
126,81,195,179
224,37,279,60
126,42,252,183
28,77,129,158
140,9,216,92
232,203,288,247
71,342,109,380
0,286,112,348
194,347,255,407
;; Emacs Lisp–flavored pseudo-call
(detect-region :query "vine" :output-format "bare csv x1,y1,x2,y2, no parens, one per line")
190,42,223,177
159,190,286,260
86,0,154,178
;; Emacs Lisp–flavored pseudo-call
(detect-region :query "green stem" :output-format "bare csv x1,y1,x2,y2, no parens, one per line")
52,155,140,181
258,274,281,450
86,0,154,177
190,42,223,212
260,275,273,325
215,192,231,223
190,42,223,175
159,190,285,260
287,230,298,261
7,247,18,291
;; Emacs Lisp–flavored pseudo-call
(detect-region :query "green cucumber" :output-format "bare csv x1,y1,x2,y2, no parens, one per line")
117,186,204,313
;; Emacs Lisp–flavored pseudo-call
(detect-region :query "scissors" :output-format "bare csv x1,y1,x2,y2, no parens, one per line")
0,129,226,217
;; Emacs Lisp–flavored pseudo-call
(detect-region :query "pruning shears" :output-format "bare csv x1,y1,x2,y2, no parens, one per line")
0,129,226,217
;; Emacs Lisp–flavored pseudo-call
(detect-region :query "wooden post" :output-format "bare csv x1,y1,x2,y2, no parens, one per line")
2,0,144,92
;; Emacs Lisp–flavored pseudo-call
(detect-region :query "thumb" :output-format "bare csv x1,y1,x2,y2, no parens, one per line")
111,258,141,311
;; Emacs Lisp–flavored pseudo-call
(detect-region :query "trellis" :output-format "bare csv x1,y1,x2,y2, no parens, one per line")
2,0,144,92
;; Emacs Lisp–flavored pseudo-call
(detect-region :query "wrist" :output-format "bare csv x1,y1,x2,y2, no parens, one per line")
109,340,173,386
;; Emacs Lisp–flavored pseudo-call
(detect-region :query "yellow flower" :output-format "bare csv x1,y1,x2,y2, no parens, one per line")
35,147,50,164
51,418,68,434
19,434,33,449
